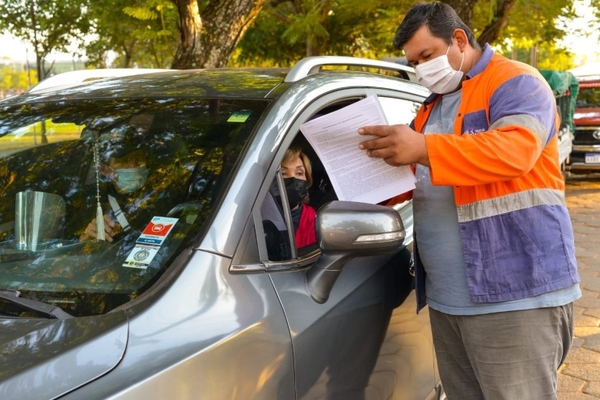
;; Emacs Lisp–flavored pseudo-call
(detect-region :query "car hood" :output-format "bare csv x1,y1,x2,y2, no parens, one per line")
0,311,128,400
574,107,600,125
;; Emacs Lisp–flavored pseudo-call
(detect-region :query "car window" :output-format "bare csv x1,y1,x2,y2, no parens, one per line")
378,96,422,125
260,179,293,261
576,83,600,108
260,138,336,261
0,98,269,317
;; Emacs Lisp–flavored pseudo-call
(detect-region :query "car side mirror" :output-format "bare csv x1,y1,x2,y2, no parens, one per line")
305,201,406,303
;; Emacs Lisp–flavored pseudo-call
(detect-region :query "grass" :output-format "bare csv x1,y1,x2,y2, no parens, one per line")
0,121,84,152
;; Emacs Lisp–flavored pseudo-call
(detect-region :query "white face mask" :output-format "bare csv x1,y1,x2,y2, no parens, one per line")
415,45,465,94
114,167,148,193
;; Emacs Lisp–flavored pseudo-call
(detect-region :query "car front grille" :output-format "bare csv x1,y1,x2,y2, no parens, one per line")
573,126,600,145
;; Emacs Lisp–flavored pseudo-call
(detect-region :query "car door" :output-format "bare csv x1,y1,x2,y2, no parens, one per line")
242,87,439,400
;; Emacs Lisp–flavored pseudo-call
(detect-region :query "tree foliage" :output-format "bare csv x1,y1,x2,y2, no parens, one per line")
85,0,266,69
1,0,598,74
473,0,576,49
233,0,414,66
0,65,36,95
0,0,91,80
85,0,178,68
234,0,585,69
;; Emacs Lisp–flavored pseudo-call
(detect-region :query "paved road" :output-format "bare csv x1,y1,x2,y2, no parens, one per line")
558,175,600,399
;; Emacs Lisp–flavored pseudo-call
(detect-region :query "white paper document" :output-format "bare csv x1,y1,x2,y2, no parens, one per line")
300,96,415,204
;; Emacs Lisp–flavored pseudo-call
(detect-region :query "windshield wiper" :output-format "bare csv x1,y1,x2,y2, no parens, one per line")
0,289,73,319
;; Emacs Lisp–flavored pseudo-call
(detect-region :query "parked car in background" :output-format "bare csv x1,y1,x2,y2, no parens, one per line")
539,69,578,175
567,64,600,174
0,58,445,399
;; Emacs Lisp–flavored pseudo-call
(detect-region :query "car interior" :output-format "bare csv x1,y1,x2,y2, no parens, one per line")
260,100,374,262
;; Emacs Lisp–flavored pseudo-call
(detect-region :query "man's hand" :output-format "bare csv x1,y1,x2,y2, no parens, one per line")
358,124,430,167
79,214,120,243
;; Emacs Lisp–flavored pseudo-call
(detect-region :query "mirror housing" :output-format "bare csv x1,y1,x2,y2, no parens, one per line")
306,201,406,303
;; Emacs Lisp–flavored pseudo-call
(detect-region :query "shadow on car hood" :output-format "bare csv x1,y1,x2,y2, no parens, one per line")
0,311,128,399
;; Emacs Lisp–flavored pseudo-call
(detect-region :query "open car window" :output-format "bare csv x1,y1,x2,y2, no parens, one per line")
257,95,420,263
259,136,337,262
0,98,268,317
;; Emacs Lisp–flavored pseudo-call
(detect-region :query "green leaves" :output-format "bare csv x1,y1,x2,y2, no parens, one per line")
1,0,597,77
85,0,178,68
122,7,160,20
233,0,595,69
233,0,413,65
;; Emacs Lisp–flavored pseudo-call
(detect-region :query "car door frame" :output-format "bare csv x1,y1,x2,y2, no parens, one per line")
231,84,439,399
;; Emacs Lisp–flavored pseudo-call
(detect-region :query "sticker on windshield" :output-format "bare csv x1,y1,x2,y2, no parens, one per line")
227,110,251,123
136,216,179,246
123,244,159,269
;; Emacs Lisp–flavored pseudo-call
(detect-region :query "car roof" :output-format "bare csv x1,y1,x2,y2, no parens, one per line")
8,68,290,103
6,57,418,105
27,68,170,93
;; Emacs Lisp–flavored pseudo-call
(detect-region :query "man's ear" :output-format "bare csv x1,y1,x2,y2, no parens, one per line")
453,28,468,51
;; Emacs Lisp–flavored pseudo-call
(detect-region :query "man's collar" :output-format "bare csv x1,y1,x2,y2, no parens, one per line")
466,43,494,79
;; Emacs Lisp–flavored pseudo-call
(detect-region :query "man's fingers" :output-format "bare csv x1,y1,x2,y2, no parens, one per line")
83,220,97,240
358,125,390,137
367,147,394,161
103,214,116,227
359,137,380,151
358,125,402,150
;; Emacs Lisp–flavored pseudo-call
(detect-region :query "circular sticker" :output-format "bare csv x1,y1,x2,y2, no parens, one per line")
134,249,150,261
152,224,164,233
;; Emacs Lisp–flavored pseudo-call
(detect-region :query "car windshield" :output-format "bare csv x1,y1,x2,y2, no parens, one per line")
0,97,268,317
576,82,600,108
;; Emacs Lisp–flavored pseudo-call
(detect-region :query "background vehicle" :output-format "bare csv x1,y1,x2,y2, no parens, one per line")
567,64,600,174
539,69,578,175
0,58,445,399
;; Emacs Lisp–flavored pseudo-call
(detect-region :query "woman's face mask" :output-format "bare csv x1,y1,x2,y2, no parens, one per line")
269,177,309,209
114,167,149,193
415,44,465,94
283,177,309,209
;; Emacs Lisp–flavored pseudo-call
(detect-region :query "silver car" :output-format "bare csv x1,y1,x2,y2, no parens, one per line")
0,57,443,399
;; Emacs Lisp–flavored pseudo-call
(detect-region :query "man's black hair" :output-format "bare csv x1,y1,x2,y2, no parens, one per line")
393,2,480,50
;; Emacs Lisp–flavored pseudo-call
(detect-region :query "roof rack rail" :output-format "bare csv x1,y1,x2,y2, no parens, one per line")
285,56,416,83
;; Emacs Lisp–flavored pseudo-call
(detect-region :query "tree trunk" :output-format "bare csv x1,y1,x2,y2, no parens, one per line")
445,0,518,47
306,36,316,57
445,0,479,28
305,0,333,57
476,0,519,46
170,0,203,69
170,0,266,69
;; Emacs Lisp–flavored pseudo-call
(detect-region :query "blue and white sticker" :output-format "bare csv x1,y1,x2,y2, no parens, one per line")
123,245,159,269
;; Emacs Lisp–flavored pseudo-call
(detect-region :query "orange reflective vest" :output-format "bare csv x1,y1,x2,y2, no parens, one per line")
411,45,579,311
